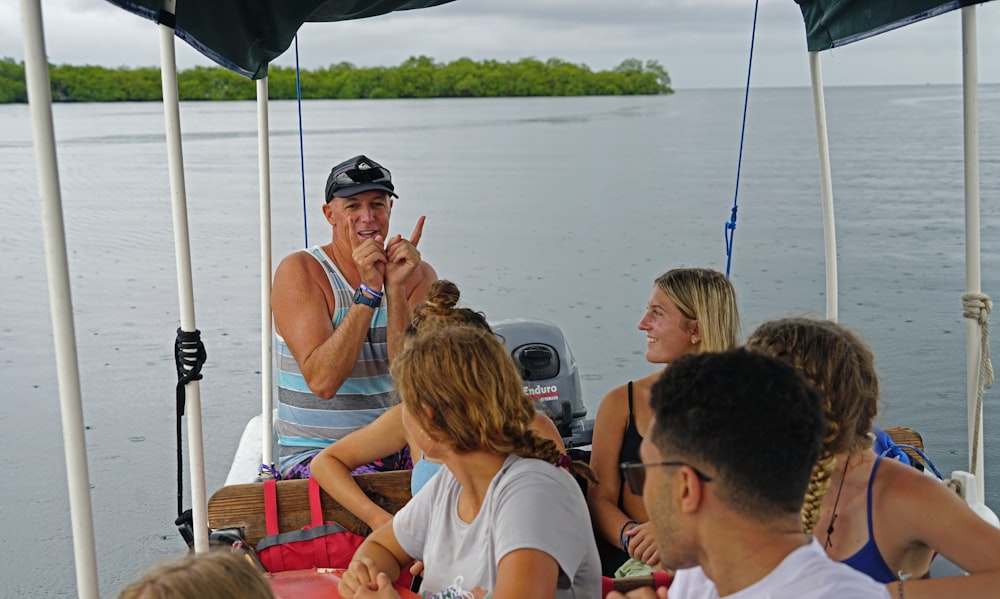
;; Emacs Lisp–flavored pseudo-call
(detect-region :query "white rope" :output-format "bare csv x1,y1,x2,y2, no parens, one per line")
962,292,994,475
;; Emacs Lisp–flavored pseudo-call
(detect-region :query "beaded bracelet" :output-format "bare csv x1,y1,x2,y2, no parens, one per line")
619,519,638,554
896,570,911,599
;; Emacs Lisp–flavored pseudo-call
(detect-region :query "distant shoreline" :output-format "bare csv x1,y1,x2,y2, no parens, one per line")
0,56,673,104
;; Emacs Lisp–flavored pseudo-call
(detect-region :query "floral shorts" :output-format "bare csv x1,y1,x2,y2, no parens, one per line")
282,446,413,480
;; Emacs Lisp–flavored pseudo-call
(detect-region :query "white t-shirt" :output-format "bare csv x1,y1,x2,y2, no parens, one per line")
393,454,601,599
669,538,892,599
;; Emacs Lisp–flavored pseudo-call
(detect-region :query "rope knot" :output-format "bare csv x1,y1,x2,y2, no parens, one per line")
961,293,993,477
962,292,993,326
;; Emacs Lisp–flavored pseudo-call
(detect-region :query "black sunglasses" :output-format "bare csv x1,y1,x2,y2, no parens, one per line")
326,162,394,200
620,461,712,495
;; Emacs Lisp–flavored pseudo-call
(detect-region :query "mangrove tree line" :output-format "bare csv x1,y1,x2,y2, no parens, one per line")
0,56,672,103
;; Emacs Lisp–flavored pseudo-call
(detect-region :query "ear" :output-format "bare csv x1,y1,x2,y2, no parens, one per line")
421,404,438,428
677,466,706,515
322,201,336,225
688,319,702,345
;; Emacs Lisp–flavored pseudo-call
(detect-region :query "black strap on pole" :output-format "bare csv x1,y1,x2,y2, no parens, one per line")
174,328,206,518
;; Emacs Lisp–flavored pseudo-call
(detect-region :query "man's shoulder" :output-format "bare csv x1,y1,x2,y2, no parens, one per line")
670,543,891,599
276,248,331,281
767,541,891,598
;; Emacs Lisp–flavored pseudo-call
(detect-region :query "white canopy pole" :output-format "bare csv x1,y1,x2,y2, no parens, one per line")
20,1,100,596
808,51,839,322
961,5,985,503
257,78,275,470
158,0,209,552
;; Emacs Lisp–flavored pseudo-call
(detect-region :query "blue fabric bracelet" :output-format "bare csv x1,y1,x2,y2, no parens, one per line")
359,283,383,299
619,519,638,554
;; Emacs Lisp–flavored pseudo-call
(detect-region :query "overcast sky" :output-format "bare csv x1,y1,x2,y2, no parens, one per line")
2,0,998,89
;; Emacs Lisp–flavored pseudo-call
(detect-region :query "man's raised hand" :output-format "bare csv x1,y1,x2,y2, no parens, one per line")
385,216,425,287
349,218,387,290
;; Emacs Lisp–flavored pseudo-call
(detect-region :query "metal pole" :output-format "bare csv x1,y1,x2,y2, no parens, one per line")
20,0,100,595
961,5,985,503
257,78,275,469
158,0,210,552
809,51,839,322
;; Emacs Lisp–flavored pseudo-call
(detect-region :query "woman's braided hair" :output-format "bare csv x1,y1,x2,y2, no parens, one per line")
745,317,879,534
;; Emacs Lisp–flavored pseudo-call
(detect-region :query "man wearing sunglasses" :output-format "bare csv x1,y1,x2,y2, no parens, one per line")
271,154,437,478
609,349,890,598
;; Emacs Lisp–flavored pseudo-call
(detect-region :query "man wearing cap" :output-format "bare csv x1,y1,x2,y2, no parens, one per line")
271,155,436,478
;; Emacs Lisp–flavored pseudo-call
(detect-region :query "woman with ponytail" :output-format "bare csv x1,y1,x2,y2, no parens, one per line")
311,279,564,532
746,317,1000,598
338,325,601,599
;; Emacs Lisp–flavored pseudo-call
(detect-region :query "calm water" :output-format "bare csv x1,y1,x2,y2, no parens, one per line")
2,86,999,596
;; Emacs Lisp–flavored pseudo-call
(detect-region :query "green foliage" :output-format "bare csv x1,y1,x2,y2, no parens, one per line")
0,56,673,104
0,57,27,103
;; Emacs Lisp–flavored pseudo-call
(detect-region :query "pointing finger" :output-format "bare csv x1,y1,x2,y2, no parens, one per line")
409,216,425,247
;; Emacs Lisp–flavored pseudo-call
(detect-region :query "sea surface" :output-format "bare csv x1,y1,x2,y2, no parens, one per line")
1,85,999,596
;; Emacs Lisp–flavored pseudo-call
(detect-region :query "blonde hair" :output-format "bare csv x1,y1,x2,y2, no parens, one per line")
655,268,741,351
118,550,274,599
745,317,879,534
392,325,594,483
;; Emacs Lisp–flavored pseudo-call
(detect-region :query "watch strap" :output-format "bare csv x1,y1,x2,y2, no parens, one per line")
353,287,381,309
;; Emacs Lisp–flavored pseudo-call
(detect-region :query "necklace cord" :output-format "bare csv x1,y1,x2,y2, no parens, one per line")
824,454,850,549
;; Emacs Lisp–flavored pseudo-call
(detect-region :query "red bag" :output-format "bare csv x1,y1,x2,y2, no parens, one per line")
256,477,366,573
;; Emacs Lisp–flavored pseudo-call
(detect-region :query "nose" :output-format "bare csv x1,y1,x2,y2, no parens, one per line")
638,313,650,330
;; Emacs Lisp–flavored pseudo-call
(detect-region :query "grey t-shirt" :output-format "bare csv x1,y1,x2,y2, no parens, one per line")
394,454,601,599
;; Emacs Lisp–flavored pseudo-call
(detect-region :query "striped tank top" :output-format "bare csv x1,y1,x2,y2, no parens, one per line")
275,246,398,460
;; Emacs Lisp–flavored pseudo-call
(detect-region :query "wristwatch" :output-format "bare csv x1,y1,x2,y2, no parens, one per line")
352,287,381,309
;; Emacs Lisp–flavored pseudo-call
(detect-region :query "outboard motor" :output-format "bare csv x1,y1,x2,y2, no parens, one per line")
491,318,594,448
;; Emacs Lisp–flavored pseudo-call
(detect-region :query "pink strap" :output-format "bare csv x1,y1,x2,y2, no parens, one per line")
263,479,280,536
308,477,325,527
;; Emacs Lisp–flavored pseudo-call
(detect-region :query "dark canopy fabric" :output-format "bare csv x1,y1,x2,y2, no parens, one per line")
794,0,995,51
104,0,458,79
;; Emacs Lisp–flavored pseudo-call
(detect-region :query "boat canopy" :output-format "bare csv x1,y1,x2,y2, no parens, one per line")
104,0,458,79
795,0,994,51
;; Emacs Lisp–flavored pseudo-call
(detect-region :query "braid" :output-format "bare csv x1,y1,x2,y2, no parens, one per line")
801,451,837,534
746,318,882,533
510,428,597,485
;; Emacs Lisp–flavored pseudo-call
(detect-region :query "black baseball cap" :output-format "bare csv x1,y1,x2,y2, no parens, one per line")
325,155,397,202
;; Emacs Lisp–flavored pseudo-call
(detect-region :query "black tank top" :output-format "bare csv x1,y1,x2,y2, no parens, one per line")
617,381,643,467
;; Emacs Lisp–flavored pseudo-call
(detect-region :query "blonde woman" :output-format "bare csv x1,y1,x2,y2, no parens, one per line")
747,317,1000,598
118,550,274,599
338,325,601,599
587,268,740,576
310,280,564,532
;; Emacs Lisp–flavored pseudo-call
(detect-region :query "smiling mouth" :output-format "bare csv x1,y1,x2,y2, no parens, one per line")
646,336,658,344
356,229,379,239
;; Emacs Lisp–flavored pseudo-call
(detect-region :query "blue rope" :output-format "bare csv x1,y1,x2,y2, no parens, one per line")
725,0,759,278
295,35,309,247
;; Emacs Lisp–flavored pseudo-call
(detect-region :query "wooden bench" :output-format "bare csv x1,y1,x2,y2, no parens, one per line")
883,426,925,468
208,467,664,595
207,470,412,548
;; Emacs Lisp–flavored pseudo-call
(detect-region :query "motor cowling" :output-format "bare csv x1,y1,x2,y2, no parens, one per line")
491,318,594,448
